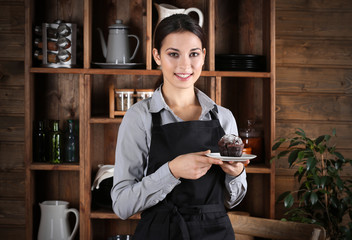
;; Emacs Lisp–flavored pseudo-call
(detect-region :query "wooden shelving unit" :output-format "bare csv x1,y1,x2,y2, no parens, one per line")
25,0,275,239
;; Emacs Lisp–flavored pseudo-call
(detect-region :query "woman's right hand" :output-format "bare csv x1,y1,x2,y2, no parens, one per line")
168,150,223,179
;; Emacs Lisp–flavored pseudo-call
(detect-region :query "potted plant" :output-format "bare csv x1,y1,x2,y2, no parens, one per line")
272,128,352,239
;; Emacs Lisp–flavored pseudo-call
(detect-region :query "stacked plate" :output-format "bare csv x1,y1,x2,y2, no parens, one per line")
215,54,266,72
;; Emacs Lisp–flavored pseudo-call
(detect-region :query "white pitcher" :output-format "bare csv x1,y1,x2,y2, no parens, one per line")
38,200,79,240
155,3,204,27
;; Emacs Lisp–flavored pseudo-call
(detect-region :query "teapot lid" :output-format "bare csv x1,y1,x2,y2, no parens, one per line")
108,20,129,29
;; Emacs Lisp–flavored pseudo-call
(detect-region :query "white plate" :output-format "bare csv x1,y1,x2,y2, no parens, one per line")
206,153,257,161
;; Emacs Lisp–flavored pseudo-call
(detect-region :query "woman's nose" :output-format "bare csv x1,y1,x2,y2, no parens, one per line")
179,55,191,67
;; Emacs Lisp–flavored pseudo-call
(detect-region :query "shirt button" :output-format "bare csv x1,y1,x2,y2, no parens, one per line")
231,181,236,185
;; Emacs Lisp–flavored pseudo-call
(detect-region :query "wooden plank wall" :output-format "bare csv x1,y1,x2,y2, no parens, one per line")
0,0,26,238
275,0,352,219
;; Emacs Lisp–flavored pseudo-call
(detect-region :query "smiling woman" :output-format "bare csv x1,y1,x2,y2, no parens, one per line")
111,14,249,240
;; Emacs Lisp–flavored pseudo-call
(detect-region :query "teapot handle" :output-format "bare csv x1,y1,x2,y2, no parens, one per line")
128,35,140,61
66,208,79,240
184,8,204,27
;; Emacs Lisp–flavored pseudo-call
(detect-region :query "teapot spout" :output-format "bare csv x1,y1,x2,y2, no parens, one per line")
97,28,107,58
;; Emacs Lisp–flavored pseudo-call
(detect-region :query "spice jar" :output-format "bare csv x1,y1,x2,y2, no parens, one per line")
239,120,264,163
136,89,154,102
115,89,134,111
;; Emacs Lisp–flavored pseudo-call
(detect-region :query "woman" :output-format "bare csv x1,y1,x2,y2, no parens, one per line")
111,14,249,240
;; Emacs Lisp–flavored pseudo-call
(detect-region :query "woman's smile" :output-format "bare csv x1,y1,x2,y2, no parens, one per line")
174,73,193,81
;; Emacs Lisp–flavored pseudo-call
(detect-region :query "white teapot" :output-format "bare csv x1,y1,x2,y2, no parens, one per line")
97,20,140,64
154,3,204,27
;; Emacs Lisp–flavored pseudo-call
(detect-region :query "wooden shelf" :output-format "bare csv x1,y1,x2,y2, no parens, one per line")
91,209,141,220
30,67,271,78
89,117,123,124
29,163,80,171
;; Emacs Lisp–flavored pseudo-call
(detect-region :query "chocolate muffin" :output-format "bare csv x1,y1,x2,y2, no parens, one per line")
218,134,244,157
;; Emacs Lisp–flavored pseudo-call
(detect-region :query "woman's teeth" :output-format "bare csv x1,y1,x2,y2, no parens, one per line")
176,73,192,78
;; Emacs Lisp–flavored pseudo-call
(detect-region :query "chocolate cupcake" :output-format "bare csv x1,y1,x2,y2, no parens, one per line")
218,134,244,157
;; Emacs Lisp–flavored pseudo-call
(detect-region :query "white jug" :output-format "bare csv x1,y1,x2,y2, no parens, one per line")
37,200,79,240
155,3,204,27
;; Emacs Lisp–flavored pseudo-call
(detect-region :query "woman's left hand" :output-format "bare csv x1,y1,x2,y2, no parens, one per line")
219,160,250,177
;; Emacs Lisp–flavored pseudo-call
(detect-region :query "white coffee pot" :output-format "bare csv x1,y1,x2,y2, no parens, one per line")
37,200,79,240
154,3,204,27
97,20,140,64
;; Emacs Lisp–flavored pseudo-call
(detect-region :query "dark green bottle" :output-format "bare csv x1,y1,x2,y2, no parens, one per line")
64,119,79,163
33,120,46,162
48,120,62,164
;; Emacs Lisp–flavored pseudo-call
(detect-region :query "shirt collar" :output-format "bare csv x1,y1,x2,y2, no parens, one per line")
149,85,216,116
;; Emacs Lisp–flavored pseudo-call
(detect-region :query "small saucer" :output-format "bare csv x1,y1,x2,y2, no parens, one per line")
92,62,145,69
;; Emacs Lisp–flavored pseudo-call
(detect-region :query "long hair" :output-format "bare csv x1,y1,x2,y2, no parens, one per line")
153,14,206,88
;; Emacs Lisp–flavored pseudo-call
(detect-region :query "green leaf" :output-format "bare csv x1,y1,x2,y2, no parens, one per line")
284,193,294,208
272,138,285,150
278,150,290,159
277,191,291,202
310,192,318,205
315,135,325,145
332,128,336,136
331,196,338,208
307,157,317,171
337,176,344,190
320,176,327,189
334,151,344,160
288,149,300,166
296,128,306,138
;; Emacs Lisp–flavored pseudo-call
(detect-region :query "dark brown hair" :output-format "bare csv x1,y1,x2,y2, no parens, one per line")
154,14,206,52
153,14,206,88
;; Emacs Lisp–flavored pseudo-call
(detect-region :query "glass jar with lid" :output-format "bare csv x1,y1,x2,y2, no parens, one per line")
136,89,154,102
239,120,264,163
115,89,134,111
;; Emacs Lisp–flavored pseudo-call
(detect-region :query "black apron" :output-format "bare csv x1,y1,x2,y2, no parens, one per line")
133,108,235,240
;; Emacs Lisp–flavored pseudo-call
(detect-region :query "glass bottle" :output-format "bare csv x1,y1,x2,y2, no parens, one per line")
48,120,62,164
33,120,46,162
64,119,79,163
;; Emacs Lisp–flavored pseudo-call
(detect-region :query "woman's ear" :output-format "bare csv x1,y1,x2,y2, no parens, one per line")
202,48,206,65
153,48,161,66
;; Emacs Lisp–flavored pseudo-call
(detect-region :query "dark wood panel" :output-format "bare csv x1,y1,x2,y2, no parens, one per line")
276,67,352,94
34,74,79,121
0,226,25,240
276,121,352,149
0,172,25,198
0,61,24,86
0,200,25,225
0,34,24,61
0,142,24,170
276,0,352,11
0,5,25,34
276,38,352,66
277,10,352,38
276,94,352,121
0,116,24,142
0,86,24,116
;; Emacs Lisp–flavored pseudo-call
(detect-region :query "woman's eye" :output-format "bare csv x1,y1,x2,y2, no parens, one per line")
190,52,199,57
168,52,179,57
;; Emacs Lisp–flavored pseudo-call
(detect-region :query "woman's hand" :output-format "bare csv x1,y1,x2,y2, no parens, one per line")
168,150,223,179
219,160,250,177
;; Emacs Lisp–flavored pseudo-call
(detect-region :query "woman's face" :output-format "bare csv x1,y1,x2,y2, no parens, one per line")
153,31,206,91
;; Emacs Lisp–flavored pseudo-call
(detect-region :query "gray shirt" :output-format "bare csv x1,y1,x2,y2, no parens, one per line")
111,86,247,220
